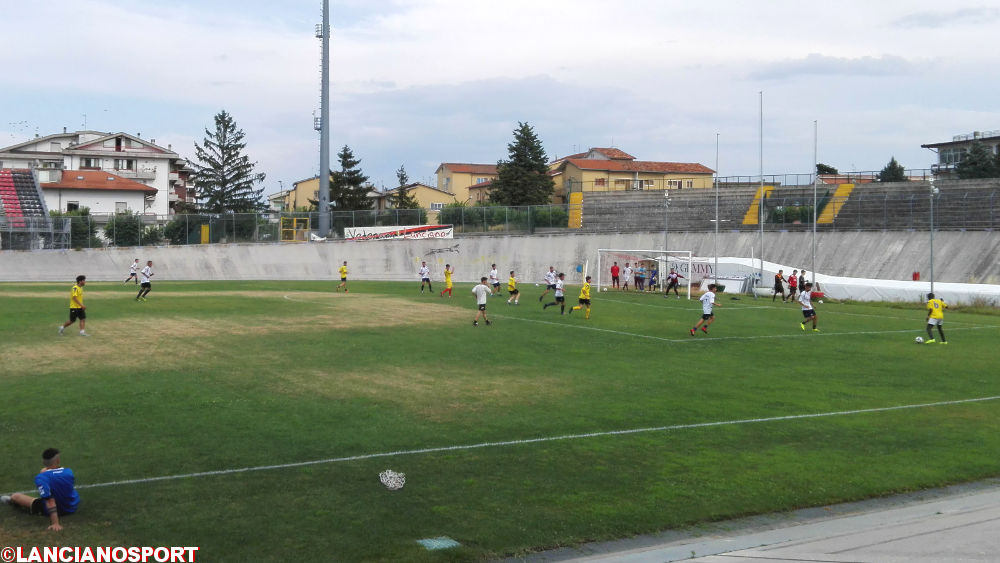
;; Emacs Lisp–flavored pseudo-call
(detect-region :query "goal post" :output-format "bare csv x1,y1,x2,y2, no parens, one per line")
596,249,693,299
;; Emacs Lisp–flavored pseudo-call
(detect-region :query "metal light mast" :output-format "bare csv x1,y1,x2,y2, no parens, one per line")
316,0,331,236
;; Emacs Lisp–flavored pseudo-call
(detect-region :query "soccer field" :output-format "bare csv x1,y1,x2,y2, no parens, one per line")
2,280,999,562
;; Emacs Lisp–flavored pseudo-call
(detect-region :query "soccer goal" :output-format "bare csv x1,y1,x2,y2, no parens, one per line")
596,249,693,299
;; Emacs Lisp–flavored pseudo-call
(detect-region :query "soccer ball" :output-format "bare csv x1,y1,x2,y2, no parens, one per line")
914,336,924,344
818,299,824,304
602,287,608,292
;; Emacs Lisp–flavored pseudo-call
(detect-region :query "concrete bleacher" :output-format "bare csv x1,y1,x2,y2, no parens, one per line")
0,169,48,226
832,179,1000,231
581,187,759,232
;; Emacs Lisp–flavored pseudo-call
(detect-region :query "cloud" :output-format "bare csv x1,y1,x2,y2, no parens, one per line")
749,54,915,80
893,7,1000,29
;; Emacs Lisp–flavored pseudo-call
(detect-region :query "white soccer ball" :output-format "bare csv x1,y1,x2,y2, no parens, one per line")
818,299,824,304
602,287,608,292
914,336,924,344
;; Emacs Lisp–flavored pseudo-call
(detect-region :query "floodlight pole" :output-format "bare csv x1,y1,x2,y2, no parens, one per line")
316,0,331,237
758,91,764,288
812,120,818,285
929,177,937,294
663,190,670,255
714,133,720,284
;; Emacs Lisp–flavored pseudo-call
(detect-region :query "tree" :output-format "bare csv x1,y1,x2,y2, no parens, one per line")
103,212,165,247
192,110,266,212
328,145,372,210
876,156,906,183
488,122,555,206
391,164,420,209
816,163,838,175
955,140,1000,179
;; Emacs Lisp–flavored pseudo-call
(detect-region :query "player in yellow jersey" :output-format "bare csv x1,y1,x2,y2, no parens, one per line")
924,292,948,344
59,275,88,336
337,261,349,292
440,264,454,297
569,275,592,318
506,271,520,305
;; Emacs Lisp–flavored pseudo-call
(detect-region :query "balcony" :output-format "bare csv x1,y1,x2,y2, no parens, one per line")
115,167,157,180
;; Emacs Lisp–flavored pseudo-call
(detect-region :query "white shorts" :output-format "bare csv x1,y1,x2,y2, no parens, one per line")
927,318,943,326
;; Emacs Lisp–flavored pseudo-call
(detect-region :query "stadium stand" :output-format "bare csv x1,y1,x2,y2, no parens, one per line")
0,168,52,247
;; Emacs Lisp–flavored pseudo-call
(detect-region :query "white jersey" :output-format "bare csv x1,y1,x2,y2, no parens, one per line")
799,290,813,311
489,268,499,284
554,279,564,297
419,266,430,279
700,290,715,314
129,261,139,274
472,283,491,305
623,266,633,279
140,265,153,283
544,270,557,285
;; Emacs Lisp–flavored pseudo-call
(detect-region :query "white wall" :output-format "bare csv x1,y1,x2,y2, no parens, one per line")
42,188,147,215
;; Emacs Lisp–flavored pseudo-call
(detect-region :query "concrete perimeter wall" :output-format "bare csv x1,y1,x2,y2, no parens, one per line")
0,231,997,286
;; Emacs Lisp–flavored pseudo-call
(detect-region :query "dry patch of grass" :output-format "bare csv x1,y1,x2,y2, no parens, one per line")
1,296,466,377
271,365,567,422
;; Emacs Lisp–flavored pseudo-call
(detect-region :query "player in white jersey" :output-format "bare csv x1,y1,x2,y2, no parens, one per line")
538,266,558,302
124,258,140,285
488,264,500,295
690,283,720,335
418,261,432,293
136,261,154,301
471,277,492,327
798,282,818,332
621,263,633,291
542,273,567,314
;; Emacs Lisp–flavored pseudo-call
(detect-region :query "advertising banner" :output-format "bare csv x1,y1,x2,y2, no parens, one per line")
344,224,454,241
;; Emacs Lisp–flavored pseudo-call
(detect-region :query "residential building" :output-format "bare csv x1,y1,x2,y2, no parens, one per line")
376,182,458,211
434,163,498,203
921,129,1000,177
549,147,714,202
42,171,158,215
283,175,330,210
0,130,194,215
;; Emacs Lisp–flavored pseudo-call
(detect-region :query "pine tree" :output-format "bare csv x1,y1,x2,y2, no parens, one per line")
816,163,838,175
329,145,372,210
192,110,266,212
488,122,555,206
391,164,420,209
955,140,1000,179
876,156,906,183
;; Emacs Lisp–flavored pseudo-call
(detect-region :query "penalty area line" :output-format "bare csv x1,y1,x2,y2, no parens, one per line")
6,396,998,496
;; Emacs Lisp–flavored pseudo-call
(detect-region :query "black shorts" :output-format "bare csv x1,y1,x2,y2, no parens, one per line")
667,281,678,289
477,304,487,311
422,277,430,282
611,276,619,282
492,282,500,288
509,289,519,295
546,284,556,290
30,498,72,517
126,272,136,278
555,296,565,302
69,308,86,321
141,282,151,289
774,285,784,292
788,286,797,293
578,299,591,305
802,309,816,318
702,313,714,320
340,277,347,282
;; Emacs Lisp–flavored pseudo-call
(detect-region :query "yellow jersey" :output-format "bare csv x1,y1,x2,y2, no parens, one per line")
70,284,84,309
338,265,348,278
508,276,517,292
927,298,947,320
579,282,591,300
444,269,453,287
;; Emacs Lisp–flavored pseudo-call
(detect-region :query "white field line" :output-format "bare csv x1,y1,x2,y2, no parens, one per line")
5,396,997,496
492,314,997,344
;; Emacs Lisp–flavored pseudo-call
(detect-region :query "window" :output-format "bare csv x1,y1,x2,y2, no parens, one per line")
636,179,653,190
685,180,694,189
614,179,630,188
667,180,682,189
476,177,490,184
114,159,136,171
116,202,128,213
81,157,101,169
66,201,79,212
594,178,607,187
940,148,966,165
50,142,62,151
431,202,444,210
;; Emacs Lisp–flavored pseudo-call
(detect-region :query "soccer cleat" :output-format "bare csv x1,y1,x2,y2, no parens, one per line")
800,323,806,331
812,329,820,332
58,326,64,335
701,326,708,334
538,295,543,302
485,320,492,326
141,297,147,302
940,341,948,345
690,328,696,336
543,303,550,309
79,331,88,336
0,495,11,504
925,339,936,344
473,320,478,327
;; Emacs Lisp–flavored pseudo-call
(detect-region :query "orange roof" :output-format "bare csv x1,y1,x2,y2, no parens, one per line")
42,170,157,192
590,147,635,160
565,159,714,175
438,163,498,175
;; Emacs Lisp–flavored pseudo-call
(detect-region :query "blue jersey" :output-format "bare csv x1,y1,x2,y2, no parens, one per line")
35,467,80,513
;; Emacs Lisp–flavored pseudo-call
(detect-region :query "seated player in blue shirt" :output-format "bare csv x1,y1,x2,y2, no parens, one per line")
2,448,80,531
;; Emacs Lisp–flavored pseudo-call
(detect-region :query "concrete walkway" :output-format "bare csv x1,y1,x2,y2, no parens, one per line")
509,479,1000,563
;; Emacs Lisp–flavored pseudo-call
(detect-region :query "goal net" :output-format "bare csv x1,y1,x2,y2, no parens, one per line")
596,249,693,299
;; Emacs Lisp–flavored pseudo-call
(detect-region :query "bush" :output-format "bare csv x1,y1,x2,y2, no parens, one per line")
48,208,102,249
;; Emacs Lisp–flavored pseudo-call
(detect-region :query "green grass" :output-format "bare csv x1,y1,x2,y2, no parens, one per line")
1,280,999,561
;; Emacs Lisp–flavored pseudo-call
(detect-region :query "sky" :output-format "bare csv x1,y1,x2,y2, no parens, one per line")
3,0,1000,196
